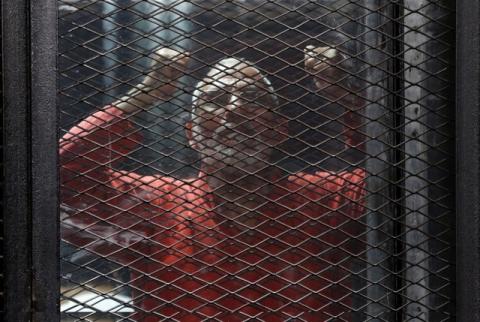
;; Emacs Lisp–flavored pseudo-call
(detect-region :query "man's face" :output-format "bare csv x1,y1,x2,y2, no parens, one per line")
190,70,281,176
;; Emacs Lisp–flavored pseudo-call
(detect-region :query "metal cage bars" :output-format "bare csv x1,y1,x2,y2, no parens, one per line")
59,2,455,321
0,0,476,321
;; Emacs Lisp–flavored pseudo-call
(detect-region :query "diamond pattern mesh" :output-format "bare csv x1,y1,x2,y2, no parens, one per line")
58,1,455,321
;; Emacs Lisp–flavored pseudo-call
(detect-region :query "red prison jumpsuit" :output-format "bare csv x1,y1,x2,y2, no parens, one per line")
60,105,366,321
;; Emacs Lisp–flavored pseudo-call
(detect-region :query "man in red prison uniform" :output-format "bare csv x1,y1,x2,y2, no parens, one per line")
60,48,366,321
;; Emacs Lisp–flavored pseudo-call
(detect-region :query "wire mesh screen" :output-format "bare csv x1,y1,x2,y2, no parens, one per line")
58,0,455,321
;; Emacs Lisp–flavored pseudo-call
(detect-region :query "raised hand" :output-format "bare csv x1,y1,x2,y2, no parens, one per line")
305,45,364,149
304,45,348,97
114,48,190,112
142,48,190,98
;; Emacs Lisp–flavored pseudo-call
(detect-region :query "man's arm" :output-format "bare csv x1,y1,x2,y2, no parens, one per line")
60,48,189,169
112,48,189,113
59,48,190,254
304,45,365,150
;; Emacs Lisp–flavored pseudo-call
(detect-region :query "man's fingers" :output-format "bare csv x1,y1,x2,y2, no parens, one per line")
143,48,190,87
150,48,190,69
304,45,340,70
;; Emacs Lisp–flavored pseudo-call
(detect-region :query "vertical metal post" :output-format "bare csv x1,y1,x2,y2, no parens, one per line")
403,1,430,320
2,0,58,321
457,0,480,321
363,1,397,320
30,0,58,320
3,0,32,319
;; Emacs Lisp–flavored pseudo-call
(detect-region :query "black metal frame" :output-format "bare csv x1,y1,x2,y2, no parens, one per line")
0,0,477,321
456,0,480,320
2,0,58,321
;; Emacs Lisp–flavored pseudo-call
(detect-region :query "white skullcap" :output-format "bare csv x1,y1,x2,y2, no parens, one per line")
192,58,278,108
